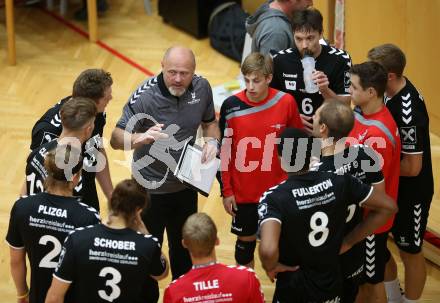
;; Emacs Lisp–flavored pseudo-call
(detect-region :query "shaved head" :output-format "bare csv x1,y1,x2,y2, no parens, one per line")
161,46,196,97
163,46,196,70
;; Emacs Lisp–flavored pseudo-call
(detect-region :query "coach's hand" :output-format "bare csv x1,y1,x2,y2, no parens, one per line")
202,138,219,163
133,124,168,145
223,195,238,217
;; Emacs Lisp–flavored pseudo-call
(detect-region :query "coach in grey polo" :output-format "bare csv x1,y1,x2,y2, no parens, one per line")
110,46,220,280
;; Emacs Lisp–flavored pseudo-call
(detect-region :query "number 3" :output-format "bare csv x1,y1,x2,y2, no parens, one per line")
98,267,122,302
308,211,329,247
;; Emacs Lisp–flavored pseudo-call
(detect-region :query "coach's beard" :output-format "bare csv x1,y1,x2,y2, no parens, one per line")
168,86,186,97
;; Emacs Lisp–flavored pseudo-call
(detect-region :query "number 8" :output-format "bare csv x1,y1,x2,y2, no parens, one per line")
308,211,329,247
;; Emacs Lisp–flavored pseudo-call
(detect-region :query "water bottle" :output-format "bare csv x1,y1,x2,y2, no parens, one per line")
301,55,319,93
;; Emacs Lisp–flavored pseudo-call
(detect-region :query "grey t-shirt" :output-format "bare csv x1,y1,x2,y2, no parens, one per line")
116,73,215,194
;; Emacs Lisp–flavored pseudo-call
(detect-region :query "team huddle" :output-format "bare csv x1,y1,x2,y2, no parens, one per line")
6,2,434,303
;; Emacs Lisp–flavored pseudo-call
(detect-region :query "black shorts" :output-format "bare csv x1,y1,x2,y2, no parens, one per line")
231,203,258,237
360,232,391,285
391,198,432,254
341,241,364,303
274,270,342,303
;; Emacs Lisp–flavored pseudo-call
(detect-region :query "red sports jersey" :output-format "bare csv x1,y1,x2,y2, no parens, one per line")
219,88,303,203
348,106,401,233
163,263,264,303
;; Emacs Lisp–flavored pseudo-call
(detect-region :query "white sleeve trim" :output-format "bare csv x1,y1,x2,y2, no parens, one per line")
53,273,73,284
401,151,423,155
5,240,25,250
358,186,374,207
260,218,282,226
371,179,385,185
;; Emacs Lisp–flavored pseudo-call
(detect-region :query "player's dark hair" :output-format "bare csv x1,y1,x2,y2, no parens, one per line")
367,43,406,77
60,97,97,131
109,179,149,228
44,145,82,190
350,61,388,97
72,69,113,102
241,52,273,77
277,127,312,173
183,213,217,258
292,8,323,34
318,100,354,140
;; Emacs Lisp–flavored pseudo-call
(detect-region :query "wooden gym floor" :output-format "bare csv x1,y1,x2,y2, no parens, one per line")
0,0,439,301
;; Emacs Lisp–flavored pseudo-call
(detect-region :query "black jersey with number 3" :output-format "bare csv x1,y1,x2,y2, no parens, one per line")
270,45,352,118
384,78,434,201
29,97,106,210
6,193,100,303
259,171,372,302
54,224,167,303
312,145,384,279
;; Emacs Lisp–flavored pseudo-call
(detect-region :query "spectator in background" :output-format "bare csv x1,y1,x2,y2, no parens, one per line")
245,0,313,55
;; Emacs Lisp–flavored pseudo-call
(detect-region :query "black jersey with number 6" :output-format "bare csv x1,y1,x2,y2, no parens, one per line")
54,224,167,303
312,145,384,279
29,97,106,210
270,45,351,118
259,171,372,302
6,192,100,303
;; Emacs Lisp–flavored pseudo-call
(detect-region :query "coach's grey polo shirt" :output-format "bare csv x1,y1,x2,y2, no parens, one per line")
116,73,215,194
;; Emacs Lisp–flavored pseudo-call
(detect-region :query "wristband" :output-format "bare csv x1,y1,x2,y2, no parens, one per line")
17,290,29,299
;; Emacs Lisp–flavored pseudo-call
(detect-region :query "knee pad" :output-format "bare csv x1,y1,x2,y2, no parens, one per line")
235,239,256,265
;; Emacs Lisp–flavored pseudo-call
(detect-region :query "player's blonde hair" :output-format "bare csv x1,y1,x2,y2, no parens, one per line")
241,53,273,77
182,213,217,258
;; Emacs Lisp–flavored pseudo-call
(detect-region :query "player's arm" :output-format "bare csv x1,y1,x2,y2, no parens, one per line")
10,247,29,303
400,153,423,177
110,125,167,150
95,148,113,200
44,278,70,303
218,101,236,214
150,253,169,281
259,219,281,274
342,185,397,253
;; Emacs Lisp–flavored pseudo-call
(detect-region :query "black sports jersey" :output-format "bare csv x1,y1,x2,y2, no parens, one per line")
312,145,384,278
28,97,106,210
26,140,59,196
271,45,352,117
259,171,372,302
6,192,100,303
384,78,434,201
54,224,167,303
